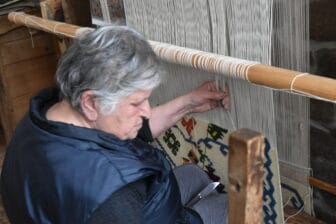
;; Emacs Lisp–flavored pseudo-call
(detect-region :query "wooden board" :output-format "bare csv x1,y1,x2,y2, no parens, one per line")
3,55,56,99
0,34,55,66
40,0,69,55
0,26,57,143
284,206,325,224
0,10,42,44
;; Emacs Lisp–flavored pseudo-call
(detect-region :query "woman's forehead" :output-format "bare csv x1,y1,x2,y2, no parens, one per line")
115,90,152,106
127,89,152,100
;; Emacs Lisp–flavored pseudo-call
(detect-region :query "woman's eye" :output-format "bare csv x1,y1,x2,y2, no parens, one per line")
131,98,148,107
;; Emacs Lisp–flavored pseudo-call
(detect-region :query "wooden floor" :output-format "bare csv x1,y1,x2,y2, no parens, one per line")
0,140,326,224
284,207,325,224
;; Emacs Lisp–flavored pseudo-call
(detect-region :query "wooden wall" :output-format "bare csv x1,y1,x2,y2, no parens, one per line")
0,14,57,143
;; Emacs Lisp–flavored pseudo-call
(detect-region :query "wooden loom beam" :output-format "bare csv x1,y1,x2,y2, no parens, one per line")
308,176,336,196
7,11,336,103
228,129,264,224
7,12,83,38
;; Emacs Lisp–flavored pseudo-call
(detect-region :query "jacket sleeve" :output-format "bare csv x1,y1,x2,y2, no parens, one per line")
86,178,147,224
86,177,203,224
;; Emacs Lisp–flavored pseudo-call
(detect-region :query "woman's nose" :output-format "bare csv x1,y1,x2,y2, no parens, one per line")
139,100,151,119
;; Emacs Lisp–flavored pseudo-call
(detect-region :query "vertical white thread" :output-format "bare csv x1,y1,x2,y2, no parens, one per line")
99,0,112,23
124,2,313,223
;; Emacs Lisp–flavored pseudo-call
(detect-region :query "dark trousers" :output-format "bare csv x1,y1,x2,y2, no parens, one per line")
173,164,228,224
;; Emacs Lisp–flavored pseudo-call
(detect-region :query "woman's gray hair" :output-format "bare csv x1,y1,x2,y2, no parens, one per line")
55,26,161,114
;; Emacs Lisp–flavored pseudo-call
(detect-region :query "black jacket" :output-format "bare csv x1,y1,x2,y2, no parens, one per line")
1,88,202,224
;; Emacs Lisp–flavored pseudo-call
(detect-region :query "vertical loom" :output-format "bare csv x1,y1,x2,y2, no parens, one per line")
122,0,310,222
8,0,336,221
123,0,310,166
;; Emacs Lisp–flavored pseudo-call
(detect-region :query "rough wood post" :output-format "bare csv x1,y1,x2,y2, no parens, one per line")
228,128,265,224
61,0,92,27
40,0,68,56
40,0,63,21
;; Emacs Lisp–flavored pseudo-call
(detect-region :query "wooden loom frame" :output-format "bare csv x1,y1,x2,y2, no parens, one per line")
7,12,336,104
7,11,336,223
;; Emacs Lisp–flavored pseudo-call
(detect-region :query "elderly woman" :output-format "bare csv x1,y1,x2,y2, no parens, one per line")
1,26,229,224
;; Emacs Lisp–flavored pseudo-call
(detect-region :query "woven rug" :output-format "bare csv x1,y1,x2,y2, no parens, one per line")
155,116,284,223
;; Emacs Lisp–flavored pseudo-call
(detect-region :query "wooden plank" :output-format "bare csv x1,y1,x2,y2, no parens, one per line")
308,176,336,196
40,0,69,54
0,55,55,140
0,31,57,143
0,26,31,45
2,93,35,136
0,81,11,143
284,206,325,224
228,128,264,224
3,55,56,99
0,34,55,66
0,14,21,36
10,94,33,129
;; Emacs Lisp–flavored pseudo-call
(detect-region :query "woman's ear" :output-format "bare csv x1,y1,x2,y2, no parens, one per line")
80,90,99,121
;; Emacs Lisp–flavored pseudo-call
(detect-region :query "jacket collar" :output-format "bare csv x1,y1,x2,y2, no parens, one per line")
29,88,130,147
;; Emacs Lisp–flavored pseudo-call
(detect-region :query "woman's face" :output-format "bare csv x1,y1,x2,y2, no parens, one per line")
94,89,152,140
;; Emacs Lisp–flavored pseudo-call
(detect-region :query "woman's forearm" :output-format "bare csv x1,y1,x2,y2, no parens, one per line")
149,95,191,138
149,81,229,138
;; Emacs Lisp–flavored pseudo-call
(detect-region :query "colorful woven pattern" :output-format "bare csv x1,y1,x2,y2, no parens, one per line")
155,116,284,223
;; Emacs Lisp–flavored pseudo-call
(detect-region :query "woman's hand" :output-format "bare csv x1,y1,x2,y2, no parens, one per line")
186,81,230,113
149,81,230,138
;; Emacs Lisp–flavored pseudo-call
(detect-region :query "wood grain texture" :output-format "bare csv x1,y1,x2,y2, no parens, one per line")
0,34,54,66
284,206,325,224
40,0,69,56
308,177,336,196
3,55,56,98
228,129,264,224
0,15,21,36
0,28,56,142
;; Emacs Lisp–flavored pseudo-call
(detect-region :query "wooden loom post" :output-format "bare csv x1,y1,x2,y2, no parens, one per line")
61,0,92,27
40,0,93,55
40,0,63,21
40,0,69,56
228,129,264,224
